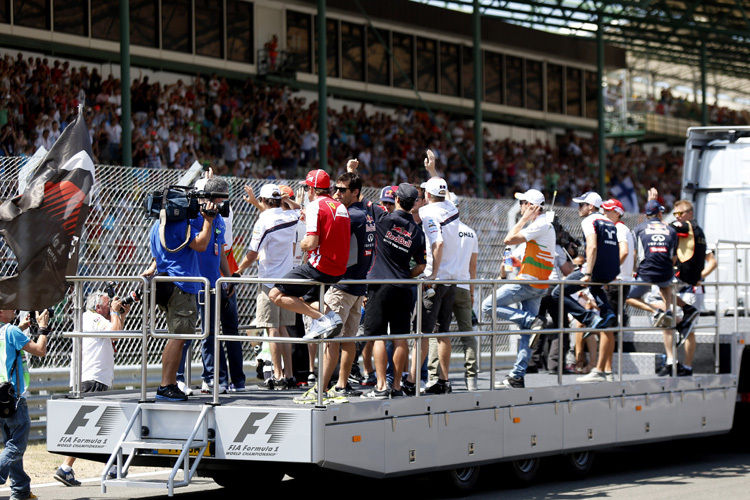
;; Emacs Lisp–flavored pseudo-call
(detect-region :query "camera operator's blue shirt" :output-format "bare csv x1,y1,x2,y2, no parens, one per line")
149,220,202,294
192,214,225,287
0,323,31,397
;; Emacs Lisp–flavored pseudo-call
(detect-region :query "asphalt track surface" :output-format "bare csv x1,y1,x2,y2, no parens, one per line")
12,424,749,500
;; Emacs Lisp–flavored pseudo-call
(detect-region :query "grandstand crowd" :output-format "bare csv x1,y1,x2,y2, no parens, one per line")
0,50,737,211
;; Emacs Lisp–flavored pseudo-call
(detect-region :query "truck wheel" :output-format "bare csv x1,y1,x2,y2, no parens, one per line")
446,466,481,493
211,466,283,490
564,451,595,478
508,457,541,484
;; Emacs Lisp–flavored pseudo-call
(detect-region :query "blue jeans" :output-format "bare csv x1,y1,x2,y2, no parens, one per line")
481,282,546,378
0,398,31,498
551,270,611,327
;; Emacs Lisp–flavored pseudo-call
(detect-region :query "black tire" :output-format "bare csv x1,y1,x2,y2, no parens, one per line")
210,465,284,490
563,450,596,478
446,466,481,493
508,457,541,484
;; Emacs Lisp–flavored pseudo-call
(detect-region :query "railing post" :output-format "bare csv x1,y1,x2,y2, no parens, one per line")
72,281,83,398
415,283,424,397
213,287,222,405
317,282,326,405
617,280,624,381
489,282,496,390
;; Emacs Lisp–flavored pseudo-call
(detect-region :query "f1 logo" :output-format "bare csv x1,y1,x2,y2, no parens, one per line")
64,405,120,436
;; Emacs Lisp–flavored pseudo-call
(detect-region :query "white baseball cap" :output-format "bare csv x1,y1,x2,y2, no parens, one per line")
424,177,448,197
572,191,602,208
259,183,281,200
514,189,545,206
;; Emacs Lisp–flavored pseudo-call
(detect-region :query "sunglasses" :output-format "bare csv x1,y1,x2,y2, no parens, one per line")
673,209,692,217
578,203,590,209
334,186,351,192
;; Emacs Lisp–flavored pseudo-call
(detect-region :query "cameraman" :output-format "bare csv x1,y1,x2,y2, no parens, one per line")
142,191,218,402
54,291,130,487
176,177,245,394
0,309,49,500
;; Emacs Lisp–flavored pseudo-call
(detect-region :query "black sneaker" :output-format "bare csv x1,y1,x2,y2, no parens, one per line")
657,362,679,377
391,388,404,398
425,381,452,395
285,377,298,388
273,377,289,390
677,364,693,377
681,304,699,326
155,384,188,402
53,467,81,486
348,365,365,385
402,380,417,396
332,384,362,397
361,387,390,399
497,376,525,389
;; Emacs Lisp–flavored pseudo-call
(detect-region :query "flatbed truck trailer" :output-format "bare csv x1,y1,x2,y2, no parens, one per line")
46,125,750,495
46,274,750,496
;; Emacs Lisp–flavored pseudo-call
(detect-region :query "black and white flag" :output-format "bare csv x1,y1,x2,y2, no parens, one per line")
0,109,95,309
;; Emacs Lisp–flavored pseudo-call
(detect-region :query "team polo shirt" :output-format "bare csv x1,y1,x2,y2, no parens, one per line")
456,221,479,291
518,212,556,289
615,220,635,281
368,208,426,287
149,219,202,294
580,212,620,283
305,194,351,277
335,200,376,296
670,220,707,286
192,214,226,287
632,217,677,283
419,199,461,280
0,323,30,397
249,207,300,288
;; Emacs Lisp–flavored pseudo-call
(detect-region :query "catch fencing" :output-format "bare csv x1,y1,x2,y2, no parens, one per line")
0,157,646,370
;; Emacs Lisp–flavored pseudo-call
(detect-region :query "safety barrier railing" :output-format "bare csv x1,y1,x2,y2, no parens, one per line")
715,241,750,376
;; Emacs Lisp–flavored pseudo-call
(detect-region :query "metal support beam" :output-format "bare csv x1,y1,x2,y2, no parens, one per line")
120,0,132,167
701,42,708,126
318,0,328,172
473,0,484,197
597,14,606,195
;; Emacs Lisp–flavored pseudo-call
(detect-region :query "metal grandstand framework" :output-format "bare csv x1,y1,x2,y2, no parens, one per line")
417,1,750,84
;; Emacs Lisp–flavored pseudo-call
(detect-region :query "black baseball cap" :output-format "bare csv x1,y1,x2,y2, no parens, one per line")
395,183,418,203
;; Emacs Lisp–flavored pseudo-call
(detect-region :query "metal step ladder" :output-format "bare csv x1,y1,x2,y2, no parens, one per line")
102,403,213,497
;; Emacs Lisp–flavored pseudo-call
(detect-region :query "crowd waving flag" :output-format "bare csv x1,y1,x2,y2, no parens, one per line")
0,106,95,309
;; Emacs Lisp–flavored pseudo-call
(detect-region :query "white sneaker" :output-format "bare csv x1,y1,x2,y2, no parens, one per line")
576,368,608,383
304,314,336,339
177,381,194,396
200,380,227,394
324,311,344,338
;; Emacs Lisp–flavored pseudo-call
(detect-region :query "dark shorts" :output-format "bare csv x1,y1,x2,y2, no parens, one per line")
274,263,342,303
605,284,631,328
363,284,412,337
422,284,456,334
81,380,109,392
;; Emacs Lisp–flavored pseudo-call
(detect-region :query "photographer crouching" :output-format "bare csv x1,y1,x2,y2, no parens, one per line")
0,309,49,500
142,185,220,402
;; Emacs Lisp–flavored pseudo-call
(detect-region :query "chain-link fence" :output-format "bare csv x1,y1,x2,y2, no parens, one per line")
0,157,646,369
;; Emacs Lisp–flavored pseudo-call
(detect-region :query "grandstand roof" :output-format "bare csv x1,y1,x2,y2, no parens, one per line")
414,1,750,82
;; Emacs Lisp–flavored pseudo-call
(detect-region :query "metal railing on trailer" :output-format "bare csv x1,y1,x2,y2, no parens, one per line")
62,273,731,404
